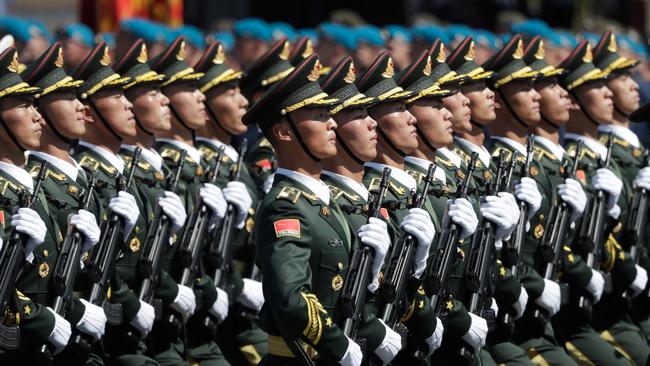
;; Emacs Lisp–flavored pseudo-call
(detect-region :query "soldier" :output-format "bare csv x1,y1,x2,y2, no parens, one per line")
0,46,71,363
244,54,374,365
319,56,402,364
559,39,644,366
193,41,267,365
148,36,232,365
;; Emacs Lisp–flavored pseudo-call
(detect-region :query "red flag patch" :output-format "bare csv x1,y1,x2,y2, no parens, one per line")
274,219,301,238
380,208,389,221
575,169,587,186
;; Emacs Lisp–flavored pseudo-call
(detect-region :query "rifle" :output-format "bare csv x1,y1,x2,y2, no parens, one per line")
428,153,478,320
577,133,614,312
377,163,436,328
340,167,391,342
0,161,48,350
40,171,98,359
498,135,534,337
457,151,508,364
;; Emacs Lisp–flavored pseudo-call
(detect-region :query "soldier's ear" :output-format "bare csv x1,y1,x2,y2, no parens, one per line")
272,120,292,142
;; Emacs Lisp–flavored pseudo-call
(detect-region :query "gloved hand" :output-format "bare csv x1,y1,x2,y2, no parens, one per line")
129,300,155,337
514,177,542,219
339,336,363,366
480,194,518,242
171,284,196,321
223,181,253,229
462,313,488,352
210,287,229,323
630,265,648,298
237,278,264,312
109,191,139,237
633,166,650,191
558,178,588,223
535,279,562,316
200,183,227,221
374,319,402,364
46,307,71,354
76,299,106,341
263,173,275,194
70,209,101,253
591,168,623,212
357,217,390,292
444,198,478,239
400,208,435,279
424,317,444,356
11,207,46,263
586,269,605,303
513,287,529,319
159,191,187,232
490,297,499,317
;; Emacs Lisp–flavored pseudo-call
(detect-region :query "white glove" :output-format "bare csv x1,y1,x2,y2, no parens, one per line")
108,191,139,237
200,183,227,221
129,300,155,337
586,269,605,303
223,181,253,229
76,299,106,341
170,284,196,321
400,208,435,279
490,297,499,318
263,173,275,194
424,317,444,356
46,307,71,354
591,168,623,211
11,207,46,263
633,167,650,191
445,198,478,239
237,278,264,312
357,217,390,292
462,313,488,352
0,237,3,252
374,319,402,364
69,209,101,253
558,178,588,223
210,287,230,323
514,177,542,219
480,194,518,241
339,336,363,366
630,265,648,298
513,287,529,320
535,279,562,316
159,191,187,232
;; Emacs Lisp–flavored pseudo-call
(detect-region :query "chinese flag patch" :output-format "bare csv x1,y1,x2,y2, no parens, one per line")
380,208,389,220
274,219,301,238
575,169,587,186
255,159,273,171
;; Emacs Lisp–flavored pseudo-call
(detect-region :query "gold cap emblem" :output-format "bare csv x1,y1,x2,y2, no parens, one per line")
423,55,432,76
7,51,19,72
464,41,476,61
381,57,395,78
583,44,593,63
55,47,64,68
279,41,290,60
344,62,356,83
176,41,186,61
534,40,545,60
302,39,314,58
307,60,321,82
607,33,618,53
213,44,225,64
436,44,446,63
99,46,111,66
513,39,524,59
137,44,148,63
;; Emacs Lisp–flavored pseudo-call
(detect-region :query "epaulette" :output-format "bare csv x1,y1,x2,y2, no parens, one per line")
579,145,600,161
327,185,344,200
491,146,513,162
436,155,454,168
0,176,11,195
276,186,302,203
44,169,66,182
388,181,407,196
597,134,629,149
533,145,559,162
78,155,99,171
407,169,426,184
453,147,471,164
160,148,181,163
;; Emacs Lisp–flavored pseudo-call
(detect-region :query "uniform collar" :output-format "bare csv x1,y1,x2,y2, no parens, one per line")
437,147,462,168
121,144,163,172
598,124,641,148
491,136,527,156
195,137,239,162
276,168,331,205
78,140,125,173
321,170,369,200
0,161,33,193
454,137,491,166
364,162,417,190
404,156,447,184
533,135,565,160
564,133,608,161
28,151,81,181
156,138,202,164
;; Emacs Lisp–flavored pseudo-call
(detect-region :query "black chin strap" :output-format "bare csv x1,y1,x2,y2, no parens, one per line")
470,118,485,129
336,134,364,166
285,113,320,162
0,115,26,152
377,126,407,158
569,90,600,127
169,104,196,145
205,103,234,138
613,103,629,119
416,126,437,154
88,98,123,142
134,114,154,135
540,113,560,129
497,89,531,129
